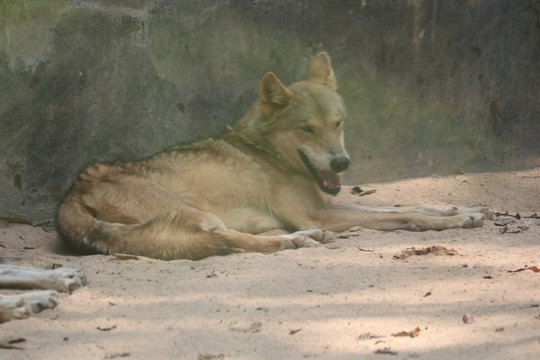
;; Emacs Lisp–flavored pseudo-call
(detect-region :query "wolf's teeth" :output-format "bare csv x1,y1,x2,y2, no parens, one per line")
323,180,328,188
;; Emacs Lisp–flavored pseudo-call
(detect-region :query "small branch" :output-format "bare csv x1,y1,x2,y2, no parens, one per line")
495,212,539,219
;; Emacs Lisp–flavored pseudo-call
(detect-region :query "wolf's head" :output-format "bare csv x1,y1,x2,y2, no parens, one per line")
236,52,349,196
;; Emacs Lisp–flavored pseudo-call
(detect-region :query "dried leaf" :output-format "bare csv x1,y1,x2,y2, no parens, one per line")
45,263,63,270
508,266,540,273
350,186,376,196
423,291,432,297
374,347,398,355
231,321,262,333
394,246,458,260
248,321,262,333
357,332,383,341
97,324,117,331
483,275,493,279
391,327,420,338
519,303,539,309
289,329,302,335
198,354,225,360
105,352,130,359
359,189,377,196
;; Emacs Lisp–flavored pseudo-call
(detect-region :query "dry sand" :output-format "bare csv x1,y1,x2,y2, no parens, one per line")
1,168,539,359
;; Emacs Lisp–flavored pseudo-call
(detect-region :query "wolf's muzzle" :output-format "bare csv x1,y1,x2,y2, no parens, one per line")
330,156,350,173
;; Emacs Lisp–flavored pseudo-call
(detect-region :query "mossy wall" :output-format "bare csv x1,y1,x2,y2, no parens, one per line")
1,0,539,223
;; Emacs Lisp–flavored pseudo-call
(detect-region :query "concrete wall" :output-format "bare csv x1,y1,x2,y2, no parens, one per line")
1,0,539,223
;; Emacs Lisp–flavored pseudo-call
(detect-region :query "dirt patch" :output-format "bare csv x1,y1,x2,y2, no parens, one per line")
1,169,539,359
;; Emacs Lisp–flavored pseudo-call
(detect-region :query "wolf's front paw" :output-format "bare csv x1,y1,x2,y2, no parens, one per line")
0,290,59,322
20,290,59,314
286,229,335,248
479,207,495,220
456,206,494,220
51,268,87,293
458,213,486,228
306,229,335,244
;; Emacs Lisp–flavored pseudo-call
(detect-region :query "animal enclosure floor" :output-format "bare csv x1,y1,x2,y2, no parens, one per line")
1,169,539,360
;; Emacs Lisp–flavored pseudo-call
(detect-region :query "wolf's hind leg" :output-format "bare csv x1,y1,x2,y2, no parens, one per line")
88,214,330,260
215,228,333,254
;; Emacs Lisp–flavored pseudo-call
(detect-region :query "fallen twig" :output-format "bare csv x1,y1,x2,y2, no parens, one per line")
0,336,25,350
357,247,374,252
113,253,139,260
495,212,539,219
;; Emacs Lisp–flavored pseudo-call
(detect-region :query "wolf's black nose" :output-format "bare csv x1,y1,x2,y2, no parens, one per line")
330,156,350,172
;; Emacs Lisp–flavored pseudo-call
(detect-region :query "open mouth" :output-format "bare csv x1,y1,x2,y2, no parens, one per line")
297,150,342,196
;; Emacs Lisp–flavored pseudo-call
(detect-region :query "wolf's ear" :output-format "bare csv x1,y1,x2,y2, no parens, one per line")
259,72,294,116
307,52,337,90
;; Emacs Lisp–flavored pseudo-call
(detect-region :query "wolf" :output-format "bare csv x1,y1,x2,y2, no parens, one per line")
57,52,492,260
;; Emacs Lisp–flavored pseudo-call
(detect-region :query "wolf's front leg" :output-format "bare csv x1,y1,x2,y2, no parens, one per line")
410,206,494,219
315,207,488,232
369,212,487,231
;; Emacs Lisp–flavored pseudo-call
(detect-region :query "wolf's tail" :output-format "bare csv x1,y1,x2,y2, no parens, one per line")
56,193,237,261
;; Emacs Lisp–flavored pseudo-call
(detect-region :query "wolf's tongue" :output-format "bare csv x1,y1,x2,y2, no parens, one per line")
317,170,341,189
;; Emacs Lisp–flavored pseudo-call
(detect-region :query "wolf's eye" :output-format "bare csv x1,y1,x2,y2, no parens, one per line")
335,121,342,129
300,126,314,134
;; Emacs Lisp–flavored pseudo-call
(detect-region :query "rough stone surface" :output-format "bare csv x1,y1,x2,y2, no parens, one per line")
1,1,539,222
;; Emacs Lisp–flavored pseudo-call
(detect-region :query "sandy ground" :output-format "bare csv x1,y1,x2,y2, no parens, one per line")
0,168,539,360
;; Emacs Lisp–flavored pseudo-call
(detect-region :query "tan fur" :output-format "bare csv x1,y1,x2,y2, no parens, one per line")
57,52,493,260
